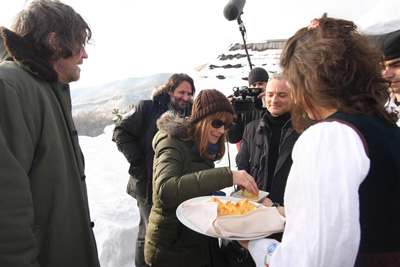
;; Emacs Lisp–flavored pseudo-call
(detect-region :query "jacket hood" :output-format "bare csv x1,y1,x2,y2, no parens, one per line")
151,85,171,106
0,27,58,82
156,111,189,139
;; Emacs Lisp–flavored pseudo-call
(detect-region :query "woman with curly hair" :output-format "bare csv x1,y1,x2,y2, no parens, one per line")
239,14,400,267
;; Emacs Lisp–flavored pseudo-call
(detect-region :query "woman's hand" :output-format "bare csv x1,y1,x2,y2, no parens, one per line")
232,170,259,196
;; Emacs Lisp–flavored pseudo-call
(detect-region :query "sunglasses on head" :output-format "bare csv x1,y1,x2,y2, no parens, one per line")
211,119,231,130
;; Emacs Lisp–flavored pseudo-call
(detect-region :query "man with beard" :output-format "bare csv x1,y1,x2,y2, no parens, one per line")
112,73,195,267
373,29,400,126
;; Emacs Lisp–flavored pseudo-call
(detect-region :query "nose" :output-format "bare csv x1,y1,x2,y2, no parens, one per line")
385,68,394,79
81,47,88,59
217,125,225,134
182,94,190,102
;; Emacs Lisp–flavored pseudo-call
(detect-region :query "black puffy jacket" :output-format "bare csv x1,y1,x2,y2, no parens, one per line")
112,88,192,204
236,114,300,205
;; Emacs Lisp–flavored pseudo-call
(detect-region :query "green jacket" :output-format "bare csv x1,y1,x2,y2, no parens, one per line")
0,28,100,266
145,111,233,267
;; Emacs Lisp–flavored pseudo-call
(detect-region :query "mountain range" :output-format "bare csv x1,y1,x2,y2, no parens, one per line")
71,40,284,116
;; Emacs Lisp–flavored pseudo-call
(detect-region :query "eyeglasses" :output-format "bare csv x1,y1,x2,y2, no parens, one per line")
211,120,231,130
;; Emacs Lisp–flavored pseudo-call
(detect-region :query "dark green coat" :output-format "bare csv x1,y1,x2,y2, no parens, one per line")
0,28,99,266
145,112,233,267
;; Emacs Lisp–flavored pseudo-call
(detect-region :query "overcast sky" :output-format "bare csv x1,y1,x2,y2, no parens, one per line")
0,0,394,90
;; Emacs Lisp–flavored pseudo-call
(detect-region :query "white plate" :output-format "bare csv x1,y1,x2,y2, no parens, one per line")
176,195,272,240
230,190,269,203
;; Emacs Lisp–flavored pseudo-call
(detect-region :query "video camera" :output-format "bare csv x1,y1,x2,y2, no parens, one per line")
229,86,263,113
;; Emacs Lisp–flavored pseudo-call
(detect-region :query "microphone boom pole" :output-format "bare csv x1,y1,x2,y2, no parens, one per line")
237,15,253,70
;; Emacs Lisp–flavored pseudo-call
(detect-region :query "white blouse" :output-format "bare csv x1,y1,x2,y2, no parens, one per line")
248,120,370,267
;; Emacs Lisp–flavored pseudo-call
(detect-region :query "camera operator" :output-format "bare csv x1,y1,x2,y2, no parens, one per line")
227,67,269,146
222,73,300,267
236,72,299,207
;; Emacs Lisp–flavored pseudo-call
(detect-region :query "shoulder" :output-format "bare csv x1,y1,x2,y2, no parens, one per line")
298,120,368,158
244,118,263,134
153,111,190,149
156,111,189,139
153,129,191,159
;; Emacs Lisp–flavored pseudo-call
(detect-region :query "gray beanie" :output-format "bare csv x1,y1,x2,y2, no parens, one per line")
248,67,269,86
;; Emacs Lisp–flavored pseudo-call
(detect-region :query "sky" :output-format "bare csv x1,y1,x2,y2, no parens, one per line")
0,0,395,90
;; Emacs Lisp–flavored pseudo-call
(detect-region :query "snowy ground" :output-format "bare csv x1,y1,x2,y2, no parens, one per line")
81,125,238,267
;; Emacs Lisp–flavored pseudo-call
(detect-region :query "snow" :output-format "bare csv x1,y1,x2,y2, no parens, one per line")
78,4,399,265
81,125,238,267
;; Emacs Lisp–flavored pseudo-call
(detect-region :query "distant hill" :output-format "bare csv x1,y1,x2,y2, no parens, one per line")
71,40,285,117
71,39,284,136
71,73,173,115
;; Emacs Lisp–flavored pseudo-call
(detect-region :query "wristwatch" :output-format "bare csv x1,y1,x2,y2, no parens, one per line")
271,202,280,207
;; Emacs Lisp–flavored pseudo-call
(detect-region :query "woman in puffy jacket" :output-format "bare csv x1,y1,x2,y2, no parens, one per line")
144,89,258,267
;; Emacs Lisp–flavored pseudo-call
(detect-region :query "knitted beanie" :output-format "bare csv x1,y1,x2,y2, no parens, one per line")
190,89,234,123
248,67,269,86
374,29,400,61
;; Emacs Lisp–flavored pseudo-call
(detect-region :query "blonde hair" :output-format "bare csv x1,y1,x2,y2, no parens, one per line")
186,111,233,161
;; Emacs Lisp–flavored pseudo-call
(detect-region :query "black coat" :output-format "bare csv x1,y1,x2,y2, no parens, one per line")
112,89,192,204
236,114,300,205
227,107,267,143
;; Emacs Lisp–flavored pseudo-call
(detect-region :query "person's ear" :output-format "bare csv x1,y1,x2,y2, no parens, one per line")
47,32,58,49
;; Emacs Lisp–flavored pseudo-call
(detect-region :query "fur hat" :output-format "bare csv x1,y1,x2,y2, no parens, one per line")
248,67,269,86
373,29,400,61
190,89,234,123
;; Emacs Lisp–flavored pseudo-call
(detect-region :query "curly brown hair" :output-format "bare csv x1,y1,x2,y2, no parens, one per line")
11,0,92,62
280,13,397,133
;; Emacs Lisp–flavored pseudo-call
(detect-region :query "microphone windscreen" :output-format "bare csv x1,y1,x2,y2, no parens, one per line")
223,0,246,21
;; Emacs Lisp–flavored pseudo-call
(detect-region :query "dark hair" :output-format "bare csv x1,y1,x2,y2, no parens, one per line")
163,73,196,95
280,13,397,133
11,0,92,61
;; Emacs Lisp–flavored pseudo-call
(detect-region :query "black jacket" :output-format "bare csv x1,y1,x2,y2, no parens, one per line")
112,88,192,205
236,113,300,205
227,107,267,143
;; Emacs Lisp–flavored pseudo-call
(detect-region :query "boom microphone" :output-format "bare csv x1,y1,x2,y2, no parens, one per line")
223,0,246,21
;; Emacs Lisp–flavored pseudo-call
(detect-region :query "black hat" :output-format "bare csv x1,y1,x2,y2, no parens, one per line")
248,67,269,86
373,29,400,61
190,89,234,123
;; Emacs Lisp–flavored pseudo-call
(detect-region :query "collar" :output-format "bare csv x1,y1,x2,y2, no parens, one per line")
0,27,58,82
168,104,186,118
